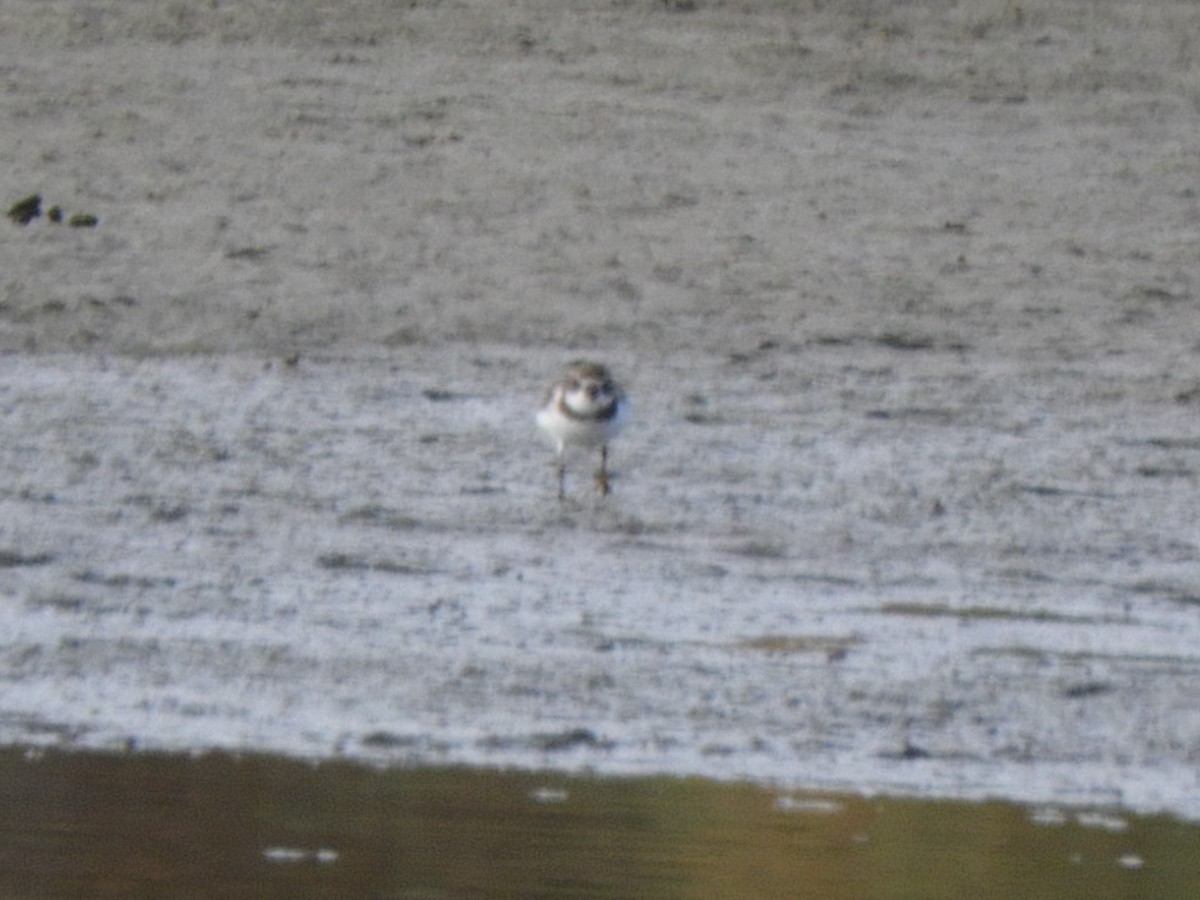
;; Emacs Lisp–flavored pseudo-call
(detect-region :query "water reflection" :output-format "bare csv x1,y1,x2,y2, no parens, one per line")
0,748,1196,898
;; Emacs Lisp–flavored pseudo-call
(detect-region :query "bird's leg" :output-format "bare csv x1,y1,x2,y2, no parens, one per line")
594,444,610,496
556,452,567,500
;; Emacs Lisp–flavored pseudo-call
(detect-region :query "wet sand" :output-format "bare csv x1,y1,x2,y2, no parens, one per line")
2,0,1200,822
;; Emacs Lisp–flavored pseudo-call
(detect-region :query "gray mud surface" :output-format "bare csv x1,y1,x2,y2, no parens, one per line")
2,0,1200,818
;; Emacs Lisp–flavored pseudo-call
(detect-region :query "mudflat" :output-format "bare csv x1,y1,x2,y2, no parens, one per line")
2,0,1199,819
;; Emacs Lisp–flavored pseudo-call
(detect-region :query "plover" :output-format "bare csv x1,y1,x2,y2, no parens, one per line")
536,361,626,498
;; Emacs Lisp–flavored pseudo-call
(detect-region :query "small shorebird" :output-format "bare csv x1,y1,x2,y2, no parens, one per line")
536,361,626,498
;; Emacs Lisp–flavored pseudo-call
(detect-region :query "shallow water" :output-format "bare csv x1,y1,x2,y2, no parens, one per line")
1,749,1196,899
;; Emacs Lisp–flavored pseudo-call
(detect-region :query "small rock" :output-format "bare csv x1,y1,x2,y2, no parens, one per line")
7,194,41,225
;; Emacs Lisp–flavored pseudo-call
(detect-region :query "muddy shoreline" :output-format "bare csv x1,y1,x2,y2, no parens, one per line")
2,0,1199,819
